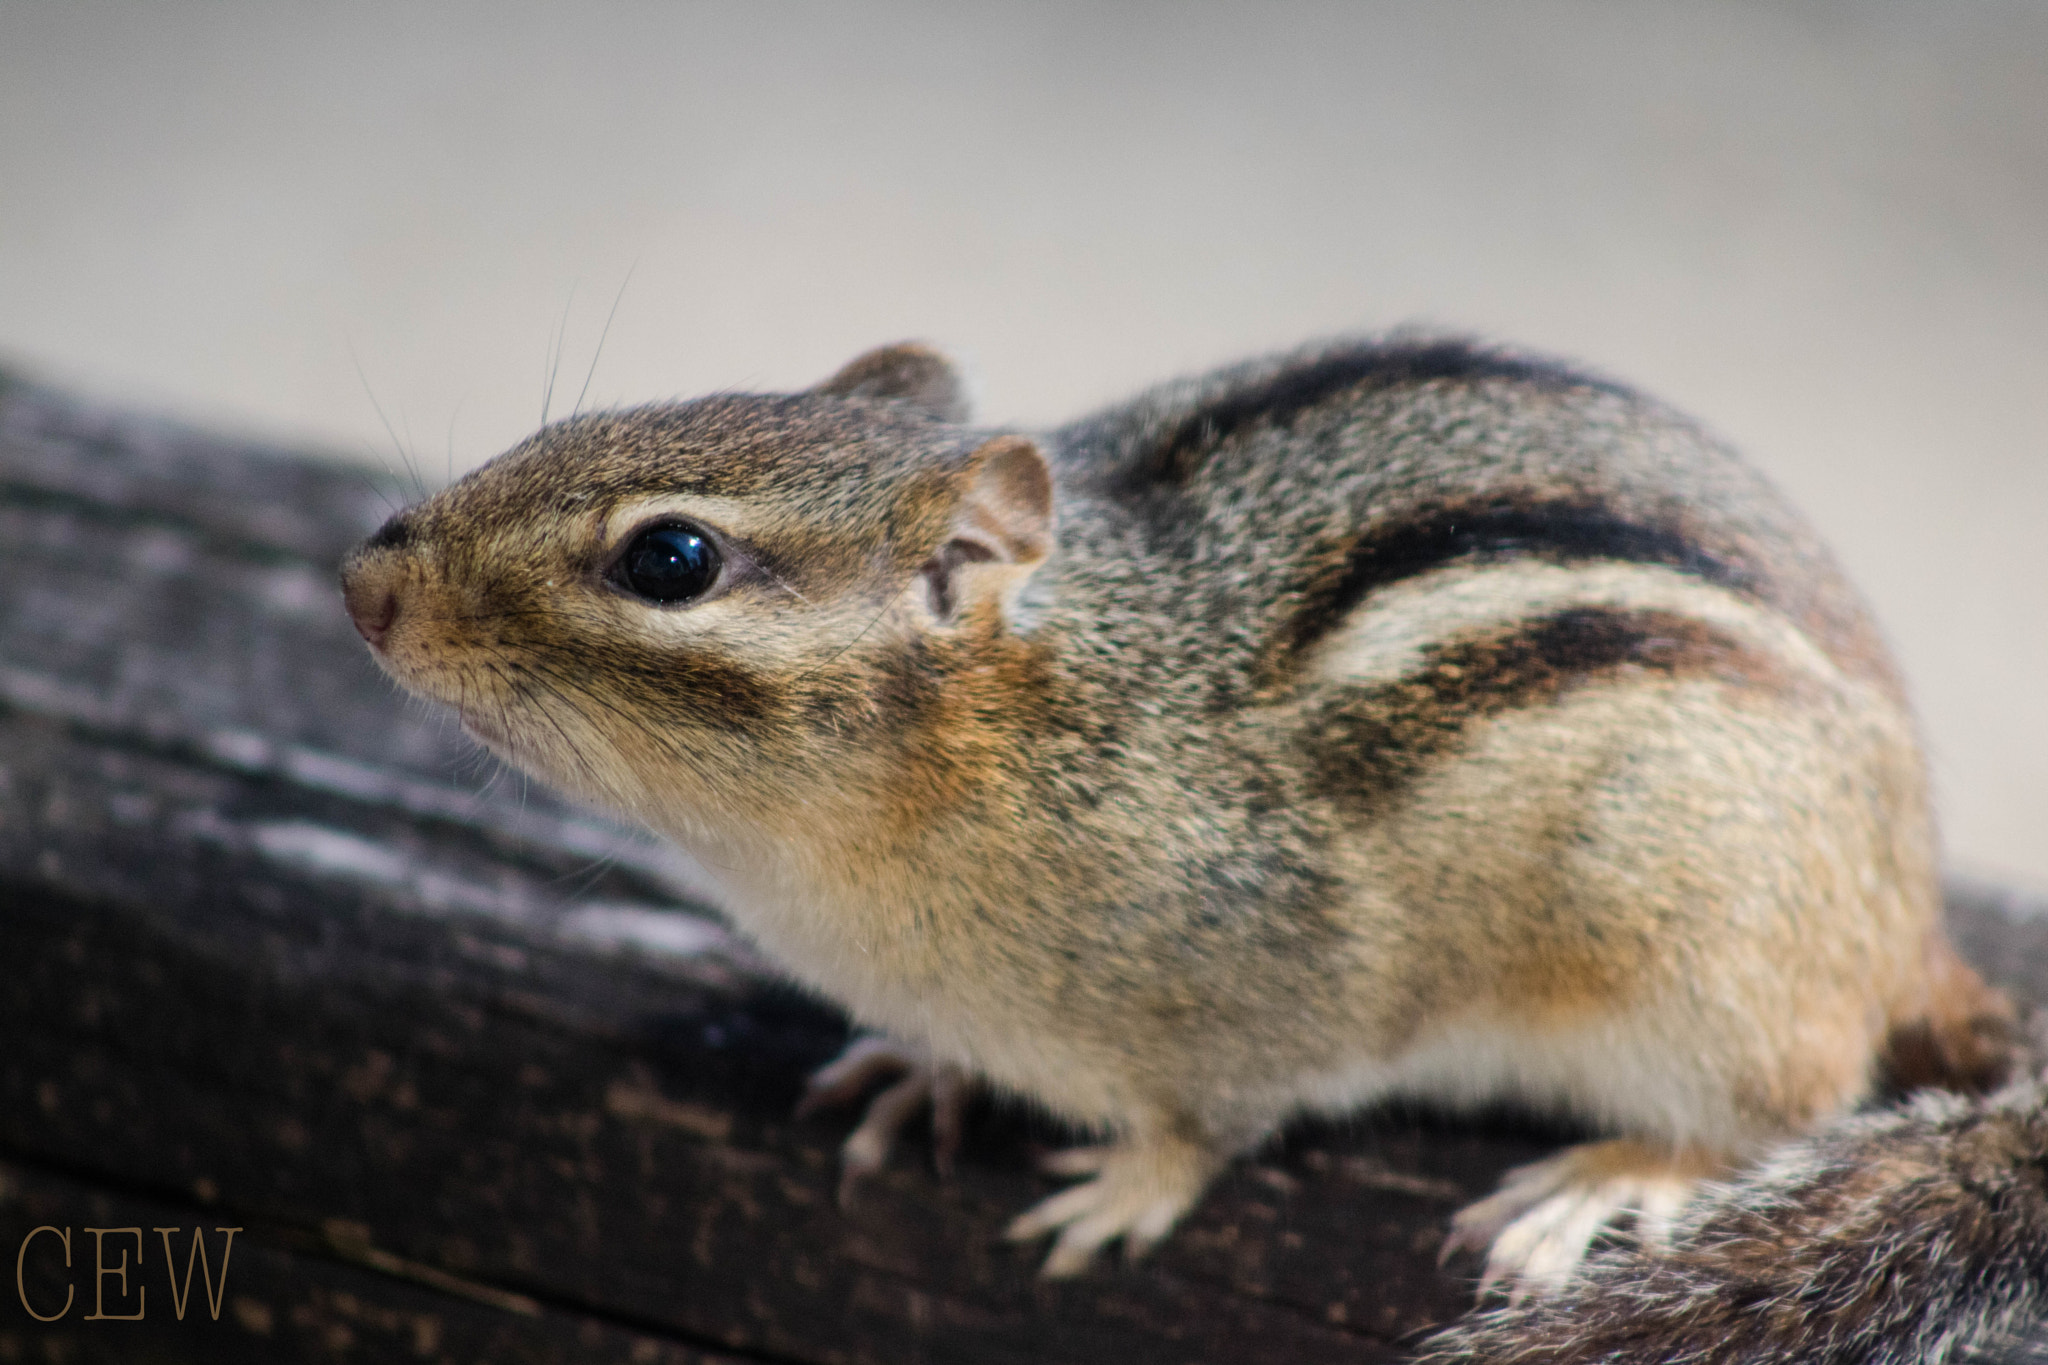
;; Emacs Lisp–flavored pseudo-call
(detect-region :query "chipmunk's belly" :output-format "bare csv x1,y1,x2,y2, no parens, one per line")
1281,1010,1729,1141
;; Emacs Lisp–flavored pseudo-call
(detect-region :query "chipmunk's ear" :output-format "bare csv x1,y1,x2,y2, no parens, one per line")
816,342,971,423
921,435,1053,625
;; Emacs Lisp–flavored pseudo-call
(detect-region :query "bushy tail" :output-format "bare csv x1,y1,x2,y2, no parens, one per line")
1415,1083,2048,1365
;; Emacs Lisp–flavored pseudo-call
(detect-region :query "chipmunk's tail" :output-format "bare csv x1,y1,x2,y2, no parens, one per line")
1413,1083,2048,1365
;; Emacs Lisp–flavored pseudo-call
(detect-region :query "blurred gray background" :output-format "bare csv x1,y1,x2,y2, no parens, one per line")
2,2,2043,888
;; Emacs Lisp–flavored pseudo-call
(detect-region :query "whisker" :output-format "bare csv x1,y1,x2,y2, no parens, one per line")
722,541,815,608
521,656,680,757
472,759,508,801
574,263,636,420
343,461,405,519
497,658,596,782
444,394,468,487
541,283,578,427
552,849,625,904
349,343,427,501
789,591,902,686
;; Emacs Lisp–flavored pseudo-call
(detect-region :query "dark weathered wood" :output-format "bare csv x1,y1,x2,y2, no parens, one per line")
1,373,2043,1362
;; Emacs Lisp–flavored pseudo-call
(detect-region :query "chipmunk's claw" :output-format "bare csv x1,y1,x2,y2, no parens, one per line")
797,1035,970,1204
1005,1133,1218,1277
1446,1139,1718,1301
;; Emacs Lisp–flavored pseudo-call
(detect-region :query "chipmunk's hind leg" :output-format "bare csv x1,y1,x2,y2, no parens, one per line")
1442,1139,1726,1299
1006,1122,1226,1277
1391,679,1943,1299
797,1035,972,1204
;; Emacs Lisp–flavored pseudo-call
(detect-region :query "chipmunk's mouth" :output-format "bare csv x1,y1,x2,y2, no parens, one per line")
460,710,511,748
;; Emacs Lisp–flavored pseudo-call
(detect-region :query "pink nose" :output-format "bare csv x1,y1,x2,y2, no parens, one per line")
349,589,398,648
341,570,401,650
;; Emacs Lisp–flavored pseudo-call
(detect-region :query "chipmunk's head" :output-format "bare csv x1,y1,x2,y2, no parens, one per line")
339,343,1057,845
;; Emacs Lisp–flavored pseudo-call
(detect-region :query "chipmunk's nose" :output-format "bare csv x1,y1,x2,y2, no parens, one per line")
345,578,400,649
342,565,401,650
341,513,413,650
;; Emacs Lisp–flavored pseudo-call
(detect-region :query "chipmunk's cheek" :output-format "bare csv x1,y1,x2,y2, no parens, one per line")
458,711,565,784
369,630,467,710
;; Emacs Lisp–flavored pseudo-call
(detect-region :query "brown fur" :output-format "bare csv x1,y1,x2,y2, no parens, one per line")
340,333,2010,1304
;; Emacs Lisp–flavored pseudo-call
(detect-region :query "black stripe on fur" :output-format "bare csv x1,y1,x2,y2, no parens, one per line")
1260,500,1750,688
1302,606,1781,816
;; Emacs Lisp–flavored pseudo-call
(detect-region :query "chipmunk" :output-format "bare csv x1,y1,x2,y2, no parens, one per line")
339,334,2015,1301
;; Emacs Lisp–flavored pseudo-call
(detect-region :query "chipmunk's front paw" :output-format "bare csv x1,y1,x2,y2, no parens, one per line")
1441,1138,1722,1300
796,1035,970,1205
1005,1131,1220,1277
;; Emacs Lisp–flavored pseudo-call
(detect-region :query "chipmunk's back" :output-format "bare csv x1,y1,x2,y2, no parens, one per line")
1050,336,1898,707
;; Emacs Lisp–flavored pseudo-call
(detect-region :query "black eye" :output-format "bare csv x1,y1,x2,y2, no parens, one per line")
616,523,721,605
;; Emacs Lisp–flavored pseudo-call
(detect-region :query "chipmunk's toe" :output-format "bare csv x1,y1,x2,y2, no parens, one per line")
796,1035,971,1203
1006,1131,1219,1277
1446,1138,1721,1301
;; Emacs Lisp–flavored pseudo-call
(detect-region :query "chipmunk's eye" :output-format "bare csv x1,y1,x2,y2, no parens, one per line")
615,522,721,605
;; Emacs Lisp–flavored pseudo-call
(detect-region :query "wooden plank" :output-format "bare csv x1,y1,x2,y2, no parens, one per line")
1,374,2042,1362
